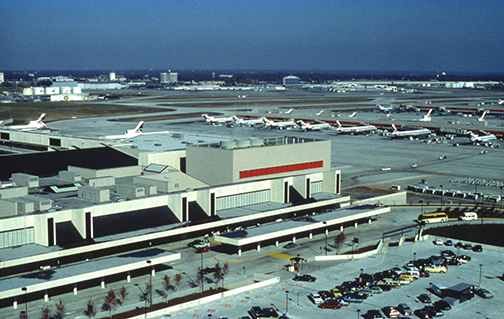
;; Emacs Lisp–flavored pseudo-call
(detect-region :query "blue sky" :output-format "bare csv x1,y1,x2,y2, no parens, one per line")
2,0,504,72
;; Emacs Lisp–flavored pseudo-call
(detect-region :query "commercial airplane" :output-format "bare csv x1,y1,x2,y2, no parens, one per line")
8,113,46,130
377,104,394,112
232,116,266,126
470,131,497,143
419,109,433,122
297,120,333,131
105,121,171,140
335,121,377,134
284,108,294,114
201,114,234,124
263,118,299,129
477,111,487,122
498,99,503,105
315,110,324,116
388,124,431,139
348,112,357,118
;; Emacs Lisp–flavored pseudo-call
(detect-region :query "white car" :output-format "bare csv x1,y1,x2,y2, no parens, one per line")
434,238,443,245
404,263,419,272
381,167,392,171
308,293,324,304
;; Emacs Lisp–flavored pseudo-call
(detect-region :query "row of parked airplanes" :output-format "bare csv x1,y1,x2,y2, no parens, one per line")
0,112,498,144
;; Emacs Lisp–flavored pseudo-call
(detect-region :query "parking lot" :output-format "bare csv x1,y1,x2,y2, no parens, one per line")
164,238,503,319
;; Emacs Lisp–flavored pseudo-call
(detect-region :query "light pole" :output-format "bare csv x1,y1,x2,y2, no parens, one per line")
147,260,152,307
419,200,424,214
21,287,28,319
200,251,205,292
134,284,147,318
357,308,361,319
479,264,483,287
323,222,328,255
440,185,443,208
285,290,289,314
414,252,417,262
500,186,503,213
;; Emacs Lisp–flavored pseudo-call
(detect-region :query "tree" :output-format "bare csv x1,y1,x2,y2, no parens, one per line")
144,283,152,306
174,273,182,290
84,299,96,318
102,289,119,318
196,267,205,293
19,311,27,319
162,275,172,303
334,232,346,254
119,286,128,304
213,263,222,288
221,263,229,287
40,305,51,319
55,299,66,319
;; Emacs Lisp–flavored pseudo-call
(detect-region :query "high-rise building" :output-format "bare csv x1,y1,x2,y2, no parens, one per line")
169,72,178,83
0,72,4,83
160,72,169,83
109,72,116,81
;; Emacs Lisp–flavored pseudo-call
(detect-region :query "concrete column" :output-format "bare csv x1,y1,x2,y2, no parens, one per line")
73,285,78,295
101,278,105,288
13,299,17,310
325,229,329,236
368,218,372,225
340,225,344,232
44,291,49,302
238,246,242,256
292,236,296,243
309,232,313,239
275,241,279,247
354,222,358,228
151,268,156,277
257,242,261,252
127,272,131,282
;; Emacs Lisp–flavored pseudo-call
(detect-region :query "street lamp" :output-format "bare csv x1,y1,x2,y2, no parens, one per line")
147,260,152,307
357,308,361,319
134,284,147,317
500,186,503,213
285,290,289,314
323,222,328,255
414,252,417,262
419,200,424,214
439,185,444,207
21,287,28,319
479,264,483,287
360,268,364,275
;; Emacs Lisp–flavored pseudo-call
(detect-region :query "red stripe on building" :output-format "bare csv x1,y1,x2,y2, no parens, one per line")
239,161,323,178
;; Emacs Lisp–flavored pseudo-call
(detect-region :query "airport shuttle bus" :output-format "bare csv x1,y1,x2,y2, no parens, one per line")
418,212,449,224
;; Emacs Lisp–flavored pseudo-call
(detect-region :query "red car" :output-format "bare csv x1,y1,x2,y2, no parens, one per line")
318,300,342,309
196,247,211,253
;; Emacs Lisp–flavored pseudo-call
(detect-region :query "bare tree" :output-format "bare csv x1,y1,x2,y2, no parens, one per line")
174,273,182,290
334,232,346,254
162,275,172,303
85,299,96,318
213,263,222,288
144,283,152,305
102,289,119,318
40,305,51,319
55,299,66,319
19,311,27,319
221,262,229,287
119,286,128,304
196,267,205,293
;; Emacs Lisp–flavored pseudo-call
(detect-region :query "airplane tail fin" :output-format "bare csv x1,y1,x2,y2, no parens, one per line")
134,121,144,133
37,113,46,123
391,124,398,132
336,120,342,128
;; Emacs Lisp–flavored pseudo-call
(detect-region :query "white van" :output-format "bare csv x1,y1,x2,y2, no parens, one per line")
459,212,478,221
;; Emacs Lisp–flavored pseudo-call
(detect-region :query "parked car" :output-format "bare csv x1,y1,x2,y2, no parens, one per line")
444,240,453,246
391,267,403,275
283,242,297,249
433,300,451,310
317,290,332,300
340,293,364,303
434,238,443,245
366,309,385,319
292,274,316,282
422,306,444,317
418,293,432,303
308,292,324,304
370,286,383,294
329,287,343,297
318,299,342,309
440,250,456,257
382,306,400,318
331,298,349,306
463,243,473,250
474,287,494,299
424,265,447,273
397,303,413,316
419,270,430,277
473,245,483,252
188,239,210,248
454,242,463,249
195,246,211,253
200,267,216,274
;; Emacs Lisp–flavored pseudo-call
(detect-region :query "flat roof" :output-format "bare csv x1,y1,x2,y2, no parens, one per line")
0,249,180,300
215,206,390,246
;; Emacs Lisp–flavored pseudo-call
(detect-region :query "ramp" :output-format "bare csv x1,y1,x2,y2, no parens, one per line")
267,252,295,261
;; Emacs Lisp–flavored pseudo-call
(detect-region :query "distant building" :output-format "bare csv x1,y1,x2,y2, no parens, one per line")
161,72,177,84
0,72,4,83
169,72,178,83
109,72,116,81
283,75,300,86
160,73,169,83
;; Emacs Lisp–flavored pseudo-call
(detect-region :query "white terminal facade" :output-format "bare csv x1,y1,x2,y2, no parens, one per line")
0,133,341,249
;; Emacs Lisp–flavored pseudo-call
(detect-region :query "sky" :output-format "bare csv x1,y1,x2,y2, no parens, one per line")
2,0,504,73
